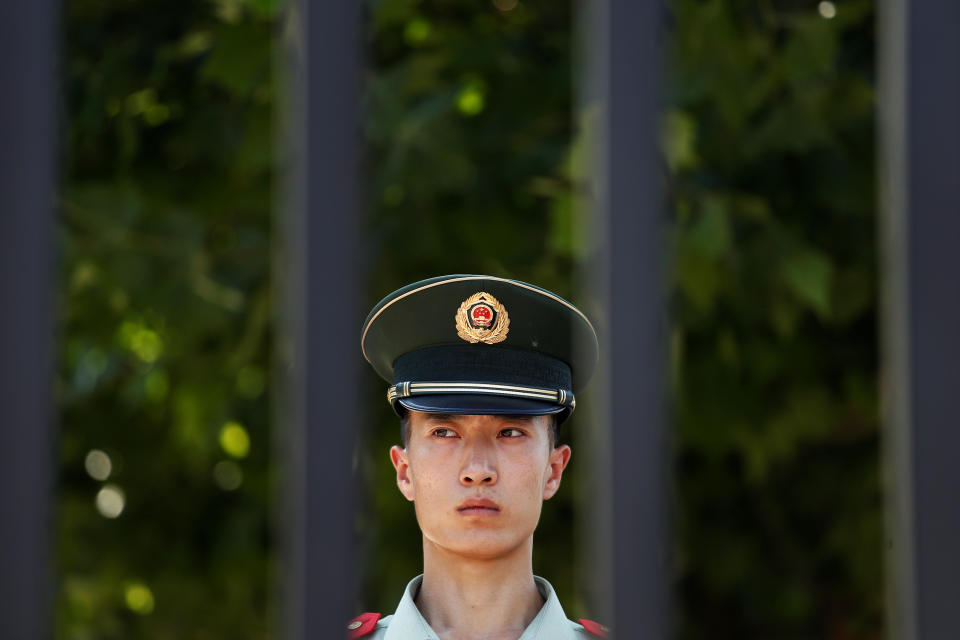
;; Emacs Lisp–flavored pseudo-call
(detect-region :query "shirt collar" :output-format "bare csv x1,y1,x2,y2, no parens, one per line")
519,576,579,640
383,574,579,640
383,576,437,640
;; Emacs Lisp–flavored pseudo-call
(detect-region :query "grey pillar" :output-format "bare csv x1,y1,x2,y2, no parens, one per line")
0,0,58,638
591,0,669,637
880,0,960,638
281,1,363,638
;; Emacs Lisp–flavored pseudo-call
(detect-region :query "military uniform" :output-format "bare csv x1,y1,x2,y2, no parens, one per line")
355,275,608,640
347,576,607,639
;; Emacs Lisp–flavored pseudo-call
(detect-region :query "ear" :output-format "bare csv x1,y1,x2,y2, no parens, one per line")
390,445,415,502
542,444,571,500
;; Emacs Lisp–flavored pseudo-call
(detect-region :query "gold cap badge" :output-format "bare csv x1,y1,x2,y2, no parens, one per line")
455,292,510,344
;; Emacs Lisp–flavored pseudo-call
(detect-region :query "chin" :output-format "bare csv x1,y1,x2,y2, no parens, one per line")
428,526,536,560
446,539,524,561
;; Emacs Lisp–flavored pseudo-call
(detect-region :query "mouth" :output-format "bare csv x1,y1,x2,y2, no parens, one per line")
456,498,501,516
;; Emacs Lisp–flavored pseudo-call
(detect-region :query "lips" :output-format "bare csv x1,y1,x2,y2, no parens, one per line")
457,497,501,515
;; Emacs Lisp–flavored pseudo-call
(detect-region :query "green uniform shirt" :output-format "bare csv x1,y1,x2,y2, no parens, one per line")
363,575,597,639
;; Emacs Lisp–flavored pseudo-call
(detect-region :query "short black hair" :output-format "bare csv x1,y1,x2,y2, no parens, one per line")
399,410,561,449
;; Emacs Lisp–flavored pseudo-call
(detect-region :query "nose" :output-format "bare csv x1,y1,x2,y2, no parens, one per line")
459,446,498,486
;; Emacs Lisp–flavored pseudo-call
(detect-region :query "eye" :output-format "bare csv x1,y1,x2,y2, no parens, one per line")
499,428,525,438
431,427,458,439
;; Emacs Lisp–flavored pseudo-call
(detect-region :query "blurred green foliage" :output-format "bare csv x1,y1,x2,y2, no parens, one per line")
58,1,275,638
57,0,881,638
665,1,882,637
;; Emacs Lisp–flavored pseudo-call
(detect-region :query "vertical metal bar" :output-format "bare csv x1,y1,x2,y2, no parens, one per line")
282,1,362,638
0,0,58,638
592,0,669,637
880,0,960,638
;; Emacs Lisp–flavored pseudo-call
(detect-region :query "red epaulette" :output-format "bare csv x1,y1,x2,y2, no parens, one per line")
346,612,381,638
578,618,610,638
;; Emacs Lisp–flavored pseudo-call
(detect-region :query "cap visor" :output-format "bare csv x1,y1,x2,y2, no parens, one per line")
397,394,566,416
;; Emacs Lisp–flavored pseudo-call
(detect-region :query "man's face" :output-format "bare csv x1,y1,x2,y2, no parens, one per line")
390,411,571,561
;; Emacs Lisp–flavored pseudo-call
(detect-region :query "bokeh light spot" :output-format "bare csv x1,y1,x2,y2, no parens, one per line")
117,321,163,363
404,18,431,46
457,84,486,116
84,449,112,481
818,1,837,18
124,582,155,614
95,484,125,519
71,261,98,289
492,0,519,11
179,30,213,56
213,460,243,491
219,421,250,459
143,104,171,126
125,88,158,115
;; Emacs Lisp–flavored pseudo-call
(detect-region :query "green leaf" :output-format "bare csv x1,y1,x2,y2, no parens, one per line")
781,249,834,318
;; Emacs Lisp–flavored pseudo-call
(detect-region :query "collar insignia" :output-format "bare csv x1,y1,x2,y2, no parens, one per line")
455,292,510,344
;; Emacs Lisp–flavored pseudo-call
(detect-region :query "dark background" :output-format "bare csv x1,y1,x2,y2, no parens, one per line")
56,0,881,638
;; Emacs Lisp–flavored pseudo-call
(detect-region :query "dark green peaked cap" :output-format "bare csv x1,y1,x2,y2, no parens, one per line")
360,275,599,420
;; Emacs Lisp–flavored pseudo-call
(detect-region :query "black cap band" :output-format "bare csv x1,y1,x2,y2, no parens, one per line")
389,344,575,416
393,344,572,390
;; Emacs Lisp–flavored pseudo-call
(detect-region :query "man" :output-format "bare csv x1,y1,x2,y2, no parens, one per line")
350,275,608,639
